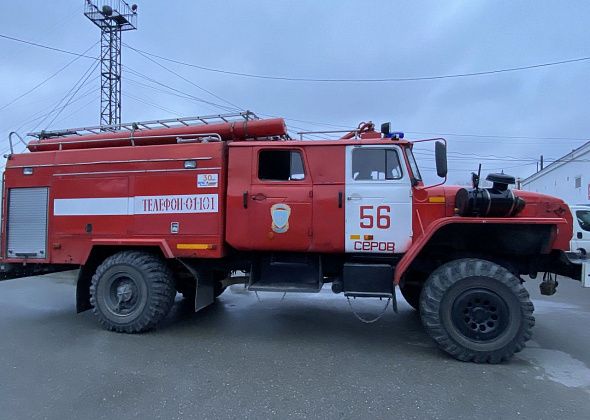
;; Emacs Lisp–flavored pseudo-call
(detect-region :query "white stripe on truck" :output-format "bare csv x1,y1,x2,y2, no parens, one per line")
53,194,218,216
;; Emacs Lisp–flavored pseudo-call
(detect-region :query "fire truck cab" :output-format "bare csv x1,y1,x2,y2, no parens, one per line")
227,137,412,254
1,112,587,363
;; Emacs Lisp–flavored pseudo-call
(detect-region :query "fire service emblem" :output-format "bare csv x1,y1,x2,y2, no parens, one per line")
270,203,291,233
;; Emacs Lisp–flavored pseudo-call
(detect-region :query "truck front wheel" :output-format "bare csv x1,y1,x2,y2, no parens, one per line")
90,251,176,333
420,258,535,363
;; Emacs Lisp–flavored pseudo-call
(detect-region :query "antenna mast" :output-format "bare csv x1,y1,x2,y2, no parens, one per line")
84,0,137,128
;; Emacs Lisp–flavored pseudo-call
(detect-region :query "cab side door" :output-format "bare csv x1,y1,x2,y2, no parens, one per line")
245,147,313,251
344,144,412,253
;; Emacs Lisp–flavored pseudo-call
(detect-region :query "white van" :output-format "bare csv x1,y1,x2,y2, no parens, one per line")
570,205,590,254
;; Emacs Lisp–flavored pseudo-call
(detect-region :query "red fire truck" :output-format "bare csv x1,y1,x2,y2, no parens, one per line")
2,111,587,363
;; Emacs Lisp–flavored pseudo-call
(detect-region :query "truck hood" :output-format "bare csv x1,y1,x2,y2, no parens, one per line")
426,185,571,219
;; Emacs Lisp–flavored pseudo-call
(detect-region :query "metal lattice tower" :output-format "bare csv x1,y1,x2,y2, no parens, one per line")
84,0,137,128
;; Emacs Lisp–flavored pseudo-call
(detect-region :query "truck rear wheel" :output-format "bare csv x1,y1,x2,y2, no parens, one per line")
420,258,534,363
90,251,176,333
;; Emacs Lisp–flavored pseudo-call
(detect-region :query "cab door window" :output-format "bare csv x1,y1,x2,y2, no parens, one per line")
352,148,403,181
258,150,305,181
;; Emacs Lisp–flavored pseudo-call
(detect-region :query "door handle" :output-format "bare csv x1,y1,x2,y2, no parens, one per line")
251,193,267,201
338,192,343,208
347,196,361,201
243,192,248,208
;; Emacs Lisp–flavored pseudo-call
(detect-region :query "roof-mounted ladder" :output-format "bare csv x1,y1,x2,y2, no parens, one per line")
27,111,259,139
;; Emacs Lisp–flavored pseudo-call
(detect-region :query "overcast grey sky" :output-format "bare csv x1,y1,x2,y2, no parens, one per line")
1,1,588,183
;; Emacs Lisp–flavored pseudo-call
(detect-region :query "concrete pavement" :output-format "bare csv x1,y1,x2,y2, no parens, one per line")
1,272,589,419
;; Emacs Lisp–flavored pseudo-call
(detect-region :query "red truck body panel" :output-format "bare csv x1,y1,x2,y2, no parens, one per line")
2,141,227,263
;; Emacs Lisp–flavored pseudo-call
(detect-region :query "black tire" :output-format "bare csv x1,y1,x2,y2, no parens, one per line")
399,282,422,311
420,258,535,363
90,251,176,333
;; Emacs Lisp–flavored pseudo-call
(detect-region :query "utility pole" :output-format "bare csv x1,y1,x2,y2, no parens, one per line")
84,1,137,128
540,155,544,171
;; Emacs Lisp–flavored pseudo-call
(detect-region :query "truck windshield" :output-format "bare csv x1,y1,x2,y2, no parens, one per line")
576,210,590,232
406,148,422,182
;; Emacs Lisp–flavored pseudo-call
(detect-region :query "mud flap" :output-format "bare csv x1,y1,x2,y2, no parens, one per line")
177,260,215,312
195,271,215,311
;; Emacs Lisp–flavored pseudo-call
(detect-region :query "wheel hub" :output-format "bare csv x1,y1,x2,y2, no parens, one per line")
471,307,488,323
116,281,134,303
452,288,509,341
107,275,139,315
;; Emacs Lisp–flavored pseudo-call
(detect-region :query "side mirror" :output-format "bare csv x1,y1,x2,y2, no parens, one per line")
435,141,447,178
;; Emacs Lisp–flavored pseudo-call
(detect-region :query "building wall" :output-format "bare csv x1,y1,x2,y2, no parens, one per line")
521,147,590,205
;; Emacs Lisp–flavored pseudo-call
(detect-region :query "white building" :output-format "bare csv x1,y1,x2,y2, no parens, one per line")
521,141,590,205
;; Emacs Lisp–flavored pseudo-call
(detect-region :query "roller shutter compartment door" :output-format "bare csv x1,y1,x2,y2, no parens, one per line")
7,187,49,259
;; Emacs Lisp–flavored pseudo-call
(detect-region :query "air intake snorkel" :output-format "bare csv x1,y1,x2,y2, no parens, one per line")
455,171,526,217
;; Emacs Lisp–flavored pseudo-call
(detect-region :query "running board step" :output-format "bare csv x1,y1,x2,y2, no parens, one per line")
248,254,323,293
342,263,394,298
